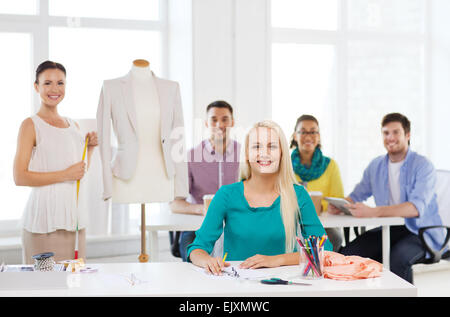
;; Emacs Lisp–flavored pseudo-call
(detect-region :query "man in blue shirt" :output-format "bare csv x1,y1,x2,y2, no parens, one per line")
331,113,445,283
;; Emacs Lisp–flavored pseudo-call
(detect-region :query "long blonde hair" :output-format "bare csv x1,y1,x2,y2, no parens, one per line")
239,120,300,252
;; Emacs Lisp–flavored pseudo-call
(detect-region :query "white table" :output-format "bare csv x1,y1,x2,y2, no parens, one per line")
0,262,416,297
319,213,404,270
146,209,404,269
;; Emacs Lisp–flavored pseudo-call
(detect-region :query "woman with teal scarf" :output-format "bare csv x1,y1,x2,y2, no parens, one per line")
291,146,330,182
290,115,344,252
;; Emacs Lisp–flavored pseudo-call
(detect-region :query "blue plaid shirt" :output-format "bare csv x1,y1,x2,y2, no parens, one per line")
349,149,445,253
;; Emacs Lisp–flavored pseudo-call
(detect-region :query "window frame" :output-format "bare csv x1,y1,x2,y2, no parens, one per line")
269,0,431,194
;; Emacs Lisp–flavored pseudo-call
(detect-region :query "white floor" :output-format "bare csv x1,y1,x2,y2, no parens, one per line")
88,232,450,297
413,263,450,297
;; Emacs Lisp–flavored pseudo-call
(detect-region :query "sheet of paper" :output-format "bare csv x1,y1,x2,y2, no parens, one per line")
191,261,278,280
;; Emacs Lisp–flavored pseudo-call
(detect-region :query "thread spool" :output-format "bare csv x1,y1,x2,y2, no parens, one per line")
60,259,84,273
32,252,55,271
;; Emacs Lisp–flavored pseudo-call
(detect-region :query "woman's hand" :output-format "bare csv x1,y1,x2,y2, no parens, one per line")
64,161,86,181
239,254,282,269
86,131,98,149
204,256,230,275
189,249,229,275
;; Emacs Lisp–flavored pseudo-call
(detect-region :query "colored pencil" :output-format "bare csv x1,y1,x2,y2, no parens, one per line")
296,235,327,277
296,237,320,277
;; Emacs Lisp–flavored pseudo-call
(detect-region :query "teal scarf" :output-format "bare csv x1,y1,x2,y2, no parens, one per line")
291,147,330,182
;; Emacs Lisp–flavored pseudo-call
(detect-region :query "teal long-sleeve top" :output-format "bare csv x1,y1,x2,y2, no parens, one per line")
187,181,332,261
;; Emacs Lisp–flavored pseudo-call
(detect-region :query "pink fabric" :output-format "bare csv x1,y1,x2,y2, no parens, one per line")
323,251,383,281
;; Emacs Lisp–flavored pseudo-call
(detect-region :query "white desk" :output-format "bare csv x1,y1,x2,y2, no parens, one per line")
146,210,404,269
0,262,416,297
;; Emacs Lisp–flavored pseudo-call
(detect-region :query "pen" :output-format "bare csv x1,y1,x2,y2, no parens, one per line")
222,252,228,263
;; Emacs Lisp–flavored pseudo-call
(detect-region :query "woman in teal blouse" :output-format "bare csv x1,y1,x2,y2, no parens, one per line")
187,120,332,275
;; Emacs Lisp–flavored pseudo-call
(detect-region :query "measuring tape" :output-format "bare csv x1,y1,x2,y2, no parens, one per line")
74,135,89,260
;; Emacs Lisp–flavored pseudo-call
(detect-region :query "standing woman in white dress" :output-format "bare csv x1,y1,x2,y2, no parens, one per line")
13,61,98,264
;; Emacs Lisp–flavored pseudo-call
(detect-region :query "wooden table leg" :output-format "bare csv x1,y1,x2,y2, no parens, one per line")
138,203,149,263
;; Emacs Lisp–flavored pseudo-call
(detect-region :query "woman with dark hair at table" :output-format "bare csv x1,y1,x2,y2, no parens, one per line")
290,114,344,252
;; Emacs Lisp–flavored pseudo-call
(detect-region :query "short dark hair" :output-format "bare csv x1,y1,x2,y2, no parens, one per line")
381,113,410,133
206,100,233,117
35,60,66,84
290,114,321,149
381,112,411,145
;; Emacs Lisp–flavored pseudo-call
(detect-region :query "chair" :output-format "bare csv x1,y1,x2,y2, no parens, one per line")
343,227,364,247
415,169,450,264
169,231,181,258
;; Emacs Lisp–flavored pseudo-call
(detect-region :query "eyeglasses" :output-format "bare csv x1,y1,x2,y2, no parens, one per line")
296,131,319,136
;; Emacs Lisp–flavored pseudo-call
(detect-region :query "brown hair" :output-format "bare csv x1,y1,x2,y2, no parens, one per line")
35,60,66,84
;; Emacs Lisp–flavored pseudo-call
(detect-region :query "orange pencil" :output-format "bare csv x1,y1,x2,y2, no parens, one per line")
319,235,327,248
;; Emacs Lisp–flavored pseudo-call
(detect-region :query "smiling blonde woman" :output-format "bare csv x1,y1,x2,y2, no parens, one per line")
187,120,332,275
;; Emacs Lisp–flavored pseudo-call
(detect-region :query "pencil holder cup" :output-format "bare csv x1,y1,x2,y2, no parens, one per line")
298,246,324,279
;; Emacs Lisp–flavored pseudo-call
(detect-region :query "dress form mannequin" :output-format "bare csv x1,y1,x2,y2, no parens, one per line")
97,58,189,262
111,62,173,203
112,59,174,262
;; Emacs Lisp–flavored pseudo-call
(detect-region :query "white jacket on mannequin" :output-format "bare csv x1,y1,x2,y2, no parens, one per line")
96,71,188,201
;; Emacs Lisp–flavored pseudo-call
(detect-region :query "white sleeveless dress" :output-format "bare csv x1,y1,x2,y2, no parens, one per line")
22,115,88,234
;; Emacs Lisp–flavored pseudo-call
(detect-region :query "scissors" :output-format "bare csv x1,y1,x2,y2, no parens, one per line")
261,278,311,286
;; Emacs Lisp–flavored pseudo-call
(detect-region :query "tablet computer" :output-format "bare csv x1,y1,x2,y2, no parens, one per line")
324,197,352,216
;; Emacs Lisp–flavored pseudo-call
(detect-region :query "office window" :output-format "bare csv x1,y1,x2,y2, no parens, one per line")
271,0,427,194
271,0,338,30
346,41,425,187
50,27,162,119
0,1,37,15
49,0,160,21
272,43,336,151
347,0,425,33
0,33,33,221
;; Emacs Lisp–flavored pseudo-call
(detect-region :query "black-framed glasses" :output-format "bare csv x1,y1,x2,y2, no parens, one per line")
296,131,319,136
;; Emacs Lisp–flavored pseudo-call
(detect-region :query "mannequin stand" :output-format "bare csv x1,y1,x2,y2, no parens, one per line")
138,203,149,262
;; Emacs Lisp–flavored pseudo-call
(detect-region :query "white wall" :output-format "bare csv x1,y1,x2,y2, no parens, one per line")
171,0,270,147
430,0,450,170
192,0,234,123
168,0,194,148
234,0,271,128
